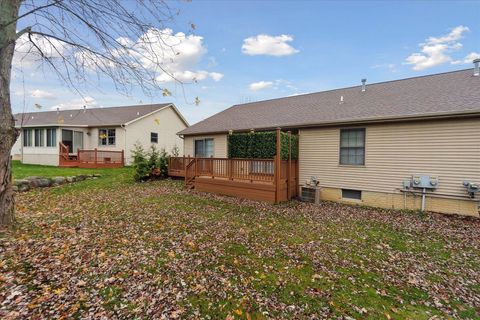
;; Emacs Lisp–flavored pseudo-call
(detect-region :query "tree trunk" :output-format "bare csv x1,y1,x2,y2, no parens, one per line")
0,1,22,227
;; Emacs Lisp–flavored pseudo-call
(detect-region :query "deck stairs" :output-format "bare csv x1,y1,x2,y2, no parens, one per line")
185,159,196,189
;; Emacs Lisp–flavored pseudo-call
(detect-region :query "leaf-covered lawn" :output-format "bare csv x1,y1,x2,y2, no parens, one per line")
1,166,479,319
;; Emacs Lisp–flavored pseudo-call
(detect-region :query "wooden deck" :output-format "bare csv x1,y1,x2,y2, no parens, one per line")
168,156,298,203
59,143,124,168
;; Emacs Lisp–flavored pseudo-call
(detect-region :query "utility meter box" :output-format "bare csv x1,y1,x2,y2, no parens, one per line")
411,174,439,189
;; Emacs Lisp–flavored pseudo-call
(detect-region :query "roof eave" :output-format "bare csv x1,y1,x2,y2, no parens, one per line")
179,109,480,136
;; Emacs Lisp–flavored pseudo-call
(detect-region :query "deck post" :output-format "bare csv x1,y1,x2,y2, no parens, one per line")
287,130,292,200
77,148,80,163
94,148,98,165
121,150,124,165
274,127,281,203
229,158,233,180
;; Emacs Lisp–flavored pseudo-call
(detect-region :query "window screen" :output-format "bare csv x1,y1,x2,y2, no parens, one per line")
46,128,56,147
34,129,44,147
23,129,33,147
151,132,158,143
342,189,362,200
340,128,365,165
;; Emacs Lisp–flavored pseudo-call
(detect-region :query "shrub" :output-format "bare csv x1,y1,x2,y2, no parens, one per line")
131,144,150,181
131,144,170,181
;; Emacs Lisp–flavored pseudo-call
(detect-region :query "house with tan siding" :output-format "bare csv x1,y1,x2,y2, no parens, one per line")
177,64,480,217
13,103,188,166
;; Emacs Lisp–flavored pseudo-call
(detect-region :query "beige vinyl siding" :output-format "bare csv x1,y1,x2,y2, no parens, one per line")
299,118,480,199
184,134,228,158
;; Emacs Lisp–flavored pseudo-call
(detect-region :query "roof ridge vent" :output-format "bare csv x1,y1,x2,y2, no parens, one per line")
474,58,480,76
361,78,367,92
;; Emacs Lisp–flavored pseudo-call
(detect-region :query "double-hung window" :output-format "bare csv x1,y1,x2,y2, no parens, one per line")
151,132,158,144
194,138,214,157
99,129,116,146
34,129,44,147
340,128,365,165
46,128,57,147
23,129,33,147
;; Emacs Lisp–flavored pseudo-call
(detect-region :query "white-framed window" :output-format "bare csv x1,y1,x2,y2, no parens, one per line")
194,138,214,157
151,132,158,143
46,128,57,147
34,128,44,147
23,129,33,147
340,128,365,165
99,128,116,146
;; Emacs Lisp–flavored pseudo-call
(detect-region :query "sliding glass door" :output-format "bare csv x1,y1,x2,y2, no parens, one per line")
62,129,84,153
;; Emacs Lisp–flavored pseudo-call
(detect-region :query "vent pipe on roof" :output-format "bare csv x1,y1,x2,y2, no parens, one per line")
83,105,87,113
56,107,60,114
361,78,367,92
474,59,480,77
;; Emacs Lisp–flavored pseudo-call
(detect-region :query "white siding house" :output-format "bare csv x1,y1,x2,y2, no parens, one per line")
13,103,188,166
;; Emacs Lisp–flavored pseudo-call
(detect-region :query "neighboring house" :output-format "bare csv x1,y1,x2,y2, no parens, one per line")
13,103,188,166
178,65,480,216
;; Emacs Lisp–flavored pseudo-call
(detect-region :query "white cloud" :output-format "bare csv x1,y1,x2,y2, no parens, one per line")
405,25,470,70
14,33,68,68
242,34,299,56
452,52,480,65
371,63,397,72
248,79,297,92
30,89,56,100
209,72,224,82
14,28,222,84
50,96,98,110
249,81,273,91
115,28,223,84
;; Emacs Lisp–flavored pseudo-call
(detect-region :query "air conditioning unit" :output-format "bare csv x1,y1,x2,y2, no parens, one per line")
301,185,321,204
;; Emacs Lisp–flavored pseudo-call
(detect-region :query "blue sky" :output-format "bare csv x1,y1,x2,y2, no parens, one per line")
11,1,480,124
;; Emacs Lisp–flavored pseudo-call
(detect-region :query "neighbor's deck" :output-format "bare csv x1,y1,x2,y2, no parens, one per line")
59,143,124,168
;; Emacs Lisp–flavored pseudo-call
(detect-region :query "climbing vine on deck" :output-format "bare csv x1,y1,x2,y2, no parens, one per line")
228,131,298,160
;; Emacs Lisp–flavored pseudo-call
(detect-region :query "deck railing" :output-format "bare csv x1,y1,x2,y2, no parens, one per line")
77,148,124,165
168,156,298,201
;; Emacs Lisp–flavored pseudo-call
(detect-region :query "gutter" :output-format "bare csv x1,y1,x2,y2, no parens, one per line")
179,110,480,137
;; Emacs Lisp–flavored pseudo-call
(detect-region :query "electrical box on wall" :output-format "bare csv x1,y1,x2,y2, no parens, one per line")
411,174,439,189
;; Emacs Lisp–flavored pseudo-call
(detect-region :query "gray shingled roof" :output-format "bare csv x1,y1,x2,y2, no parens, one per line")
15,103,172,127
179,69,480,136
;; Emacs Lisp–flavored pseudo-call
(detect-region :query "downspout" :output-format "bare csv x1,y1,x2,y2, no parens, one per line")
121,124,127,164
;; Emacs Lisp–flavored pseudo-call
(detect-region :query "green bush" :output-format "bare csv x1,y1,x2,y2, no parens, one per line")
131,144,169,181
228,131,298,160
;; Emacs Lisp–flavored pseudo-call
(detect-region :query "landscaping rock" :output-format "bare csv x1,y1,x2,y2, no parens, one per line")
13,174,98,192
93,173,101,177
17,184,30,192
13,179,29,186
52,177,67,185
37,179,52,188
24,176,42,181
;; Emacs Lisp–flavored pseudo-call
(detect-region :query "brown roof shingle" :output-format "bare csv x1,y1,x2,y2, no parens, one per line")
15,103,172,127
179,69,480,136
